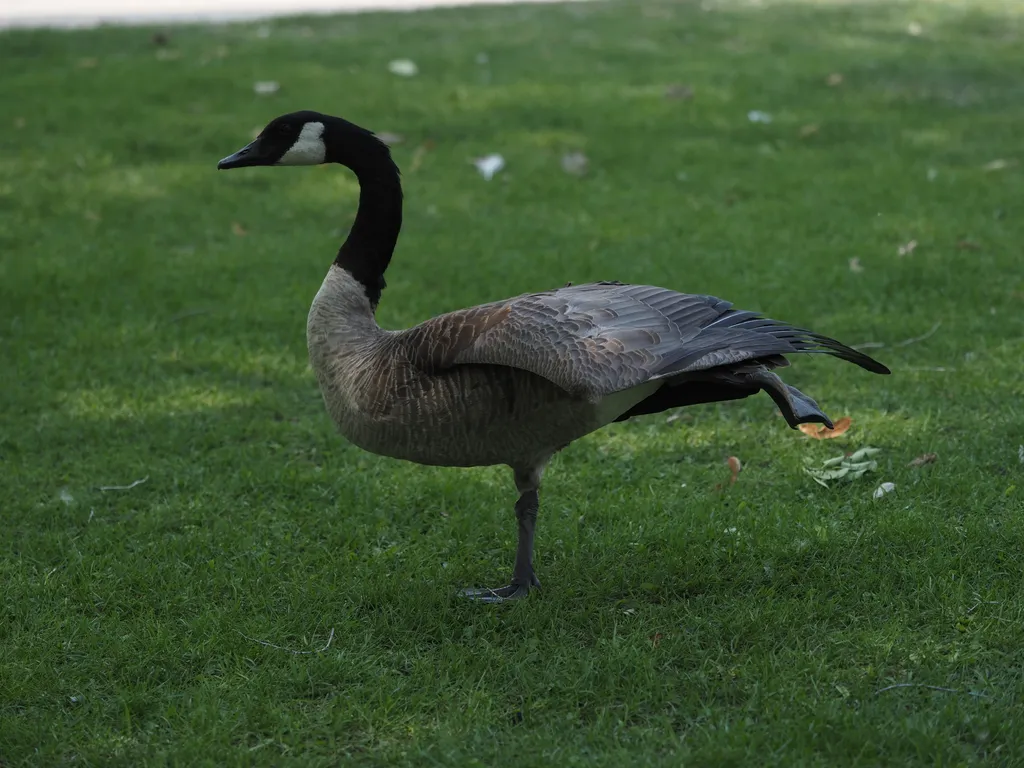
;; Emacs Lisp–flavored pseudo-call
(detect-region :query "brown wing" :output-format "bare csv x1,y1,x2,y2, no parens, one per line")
398,281,888,399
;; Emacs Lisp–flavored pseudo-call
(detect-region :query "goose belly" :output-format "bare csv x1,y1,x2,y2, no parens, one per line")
321,364,652,468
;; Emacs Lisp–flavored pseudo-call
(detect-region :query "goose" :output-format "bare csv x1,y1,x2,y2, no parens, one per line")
218,110,890,603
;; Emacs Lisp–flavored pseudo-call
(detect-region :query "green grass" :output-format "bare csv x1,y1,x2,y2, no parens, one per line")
2,0,1023,763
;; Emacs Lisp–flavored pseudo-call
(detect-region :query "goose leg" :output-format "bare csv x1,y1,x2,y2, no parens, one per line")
462,466,544,603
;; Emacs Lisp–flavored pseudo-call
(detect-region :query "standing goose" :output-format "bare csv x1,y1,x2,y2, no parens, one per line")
218,110,890,603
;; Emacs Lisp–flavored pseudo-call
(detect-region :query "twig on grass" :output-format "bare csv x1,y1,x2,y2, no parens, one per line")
237,627,336,655
874,683,989,698
966,599,1001,615
166,308,213,324
853,321,942,351
99,476,149,491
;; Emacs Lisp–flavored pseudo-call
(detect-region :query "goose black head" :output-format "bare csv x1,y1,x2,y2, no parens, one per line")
217,110,391,172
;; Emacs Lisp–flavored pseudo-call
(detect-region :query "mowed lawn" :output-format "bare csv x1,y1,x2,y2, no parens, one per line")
1,0,1023,764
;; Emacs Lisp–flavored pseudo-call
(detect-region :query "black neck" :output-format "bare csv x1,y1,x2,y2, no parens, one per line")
333,158,403,307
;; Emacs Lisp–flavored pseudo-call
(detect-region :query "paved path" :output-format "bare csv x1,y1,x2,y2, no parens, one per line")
1,0,571,30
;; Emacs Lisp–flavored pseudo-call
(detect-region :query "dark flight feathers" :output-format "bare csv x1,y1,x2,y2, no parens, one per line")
400,281,888,409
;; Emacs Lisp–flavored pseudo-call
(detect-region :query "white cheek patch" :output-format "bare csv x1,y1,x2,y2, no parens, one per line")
276,121,326,166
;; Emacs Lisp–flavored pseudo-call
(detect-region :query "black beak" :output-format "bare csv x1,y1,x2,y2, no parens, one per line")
218,138,264,170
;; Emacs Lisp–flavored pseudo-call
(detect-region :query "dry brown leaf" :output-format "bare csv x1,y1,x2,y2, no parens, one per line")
231,222,248,236
651,632,664,647
849,257,864,273
826,72,844,86
799,123,820,137
908,453,938,467
727,456,742,484
798,417,852,439
409,140,435,173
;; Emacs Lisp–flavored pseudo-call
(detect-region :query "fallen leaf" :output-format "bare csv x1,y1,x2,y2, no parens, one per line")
804,446,880,487
651,632,664,647
747,110,773,124
908,453,938,467
409,140,434,173
473,153,505,181
799,123,820,137
898,240,918,256
872,481,896,499
253,81,279,95
956,240,981,251
561,151,589,176
983,159,1016,172
849,257,864,273
388,59,418,77
727,456,742,484
826,72,844,86
798,417,852,439
376,132,404,146
76,57,98,69
665,83,694,100
231,222,248,236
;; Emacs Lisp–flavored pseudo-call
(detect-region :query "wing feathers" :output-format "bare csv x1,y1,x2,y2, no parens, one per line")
397,281,888,396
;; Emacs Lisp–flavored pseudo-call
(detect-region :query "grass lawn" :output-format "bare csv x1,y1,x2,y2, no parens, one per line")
2,0,1023,763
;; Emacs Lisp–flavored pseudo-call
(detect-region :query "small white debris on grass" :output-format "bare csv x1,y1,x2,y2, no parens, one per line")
849,257,864,273
561,151,589,176
1018,444,1023,464
747,110,773,124
907,21,923,36
983,159,1015,172
473,153,505,180
898,240,918,256
253,81,279,95
59,488,74,505
927,168,938,181
873,482,896,500
99,476,149,492
388,59,418,77
475,52,489,65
